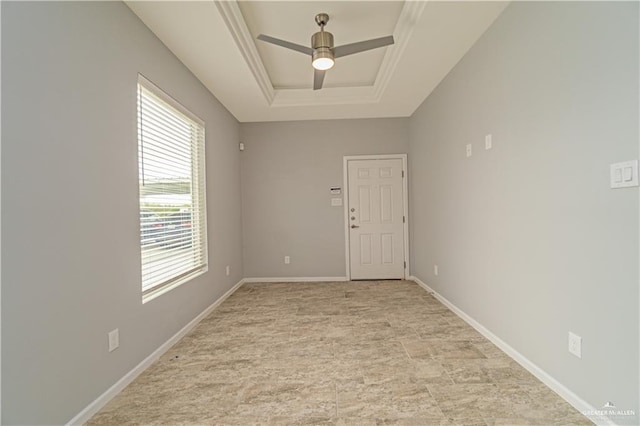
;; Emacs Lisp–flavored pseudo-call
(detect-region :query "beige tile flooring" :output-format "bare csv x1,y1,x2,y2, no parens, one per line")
88,280,593,425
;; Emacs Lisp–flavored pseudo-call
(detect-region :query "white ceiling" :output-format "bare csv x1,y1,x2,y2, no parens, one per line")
125,1,509,123
239,2,404,89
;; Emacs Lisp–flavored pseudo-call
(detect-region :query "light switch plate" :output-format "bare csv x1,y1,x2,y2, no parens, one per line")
610,160,638,188
485,134,492,150
568,332,582,358
331,198,343,207
108,329,119,352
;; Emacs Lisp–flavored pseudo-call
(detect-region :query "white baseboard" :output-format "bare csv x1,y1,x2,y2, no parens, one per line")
408,275,613,426
68,275,614,425
66,278,246,426
243,276,348,283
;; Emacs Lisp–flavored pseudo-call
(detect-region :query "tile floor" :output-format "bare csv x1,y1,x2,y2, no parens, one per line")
87,280,593,425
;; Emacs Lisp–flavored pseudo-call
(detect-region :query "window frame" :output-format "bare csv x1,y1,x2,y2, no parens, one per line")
137,74,208,303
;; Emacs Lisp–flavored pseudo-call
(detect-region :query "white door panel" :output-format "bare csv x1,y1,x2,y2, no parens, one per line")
348,158,405,280
360,234,372,265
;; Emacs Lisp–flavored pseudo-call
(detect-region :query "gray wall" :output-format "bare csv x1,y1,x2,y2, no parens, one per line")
1,2,243,424
240,119,408,278
409,1,639,422
3,1,638,424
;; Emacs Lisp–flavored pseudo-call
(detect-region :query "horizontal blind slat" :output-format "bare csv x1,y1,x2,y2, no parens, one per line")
137,77,207,299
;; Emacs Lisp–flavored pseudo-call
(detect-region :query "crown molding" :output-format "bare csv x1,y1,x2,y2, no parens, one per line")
216,0,425,108
373,0,427,100
271,85,377,107
214,1,275,104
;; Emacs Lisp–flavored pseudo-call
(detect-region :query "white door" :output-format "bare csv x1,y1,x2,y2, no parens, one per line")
347,158,405,280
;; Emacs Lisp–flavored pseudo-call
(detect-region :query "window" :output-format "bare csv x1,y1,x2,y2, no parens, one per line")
137,75,207,302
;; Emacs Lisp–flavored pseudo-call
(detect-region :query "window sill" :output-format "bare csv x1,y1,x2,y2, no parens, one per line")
142,266,208,304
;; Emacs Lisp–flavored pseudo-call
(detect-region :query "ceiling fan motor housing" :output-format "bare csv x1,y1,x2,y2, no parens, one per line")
256,11,394,88
311,30,333,50
311,30,334,68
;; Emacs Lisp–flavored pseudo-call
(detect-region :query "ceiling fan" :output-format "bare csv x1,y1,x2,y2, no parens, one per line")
257,13,394,90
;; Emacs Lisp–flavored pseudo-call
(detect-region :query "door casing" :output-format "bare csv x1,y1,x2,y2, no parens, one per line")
343,154,409,280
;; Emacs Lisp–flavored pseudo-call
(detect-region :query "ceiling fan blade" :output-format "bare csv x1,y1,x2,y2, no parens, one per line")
313,68,326,90
333,35,394,58
257,34,313,56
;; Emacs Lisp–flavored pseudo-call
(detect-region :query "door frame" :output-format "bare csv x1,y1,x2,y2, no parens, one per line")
343,154,409,281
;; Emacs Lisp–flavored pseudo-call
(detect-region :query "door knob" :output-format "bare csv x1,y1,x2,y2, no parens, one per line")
351,225,359,229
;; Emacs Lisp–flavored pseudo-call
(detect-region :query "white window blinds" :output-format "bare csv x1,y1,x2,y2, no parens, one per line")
137,75,207,301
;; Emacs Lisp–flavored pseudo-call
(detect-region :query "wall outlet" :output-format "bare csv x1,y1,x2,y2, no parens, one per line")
108,329,119,352
434,264,439,276
485,134,492,150
568,332,582,358
466,144,472,157
225,265,230,276
284,256,290,264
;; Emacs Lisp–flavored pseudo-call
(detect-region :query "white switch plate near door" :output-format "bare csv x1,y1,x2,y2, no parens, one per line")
485,134,492,150
610,160,638,188
568,331,582,358
108,329,119,352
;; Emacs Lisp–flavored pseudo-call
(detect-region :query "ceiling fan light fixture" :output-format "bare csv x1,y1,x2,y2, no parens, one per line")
256,12,394,90
312,47,334,70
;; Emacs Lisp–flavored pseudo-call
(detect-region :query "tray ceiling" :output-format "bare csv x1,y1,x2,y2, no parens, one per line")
125,1,509,122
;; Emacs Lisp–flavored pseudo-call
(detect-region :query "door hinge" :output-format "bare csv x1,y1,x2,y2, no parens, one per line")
403,216,405,223
404,261,406,268
402,170,405,178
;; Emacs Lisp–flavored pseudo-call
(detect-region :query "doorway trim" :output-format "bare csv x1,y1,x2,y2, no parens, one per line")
343,154,409,281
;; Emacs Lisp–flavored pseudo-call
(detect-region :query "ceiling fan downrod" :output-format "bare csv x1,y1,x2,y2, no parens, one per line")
256,12,394,90
311,13,334,70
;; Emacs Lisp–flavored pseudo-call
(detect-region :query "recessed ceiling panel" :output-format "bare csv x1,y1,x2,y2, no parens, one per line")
238,1,404,90
125,0,509,122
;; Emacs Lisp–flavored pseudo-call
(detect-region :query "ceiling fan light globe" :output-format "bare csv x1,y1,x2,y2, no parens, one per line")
313,57,334,70
312,47,335,70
